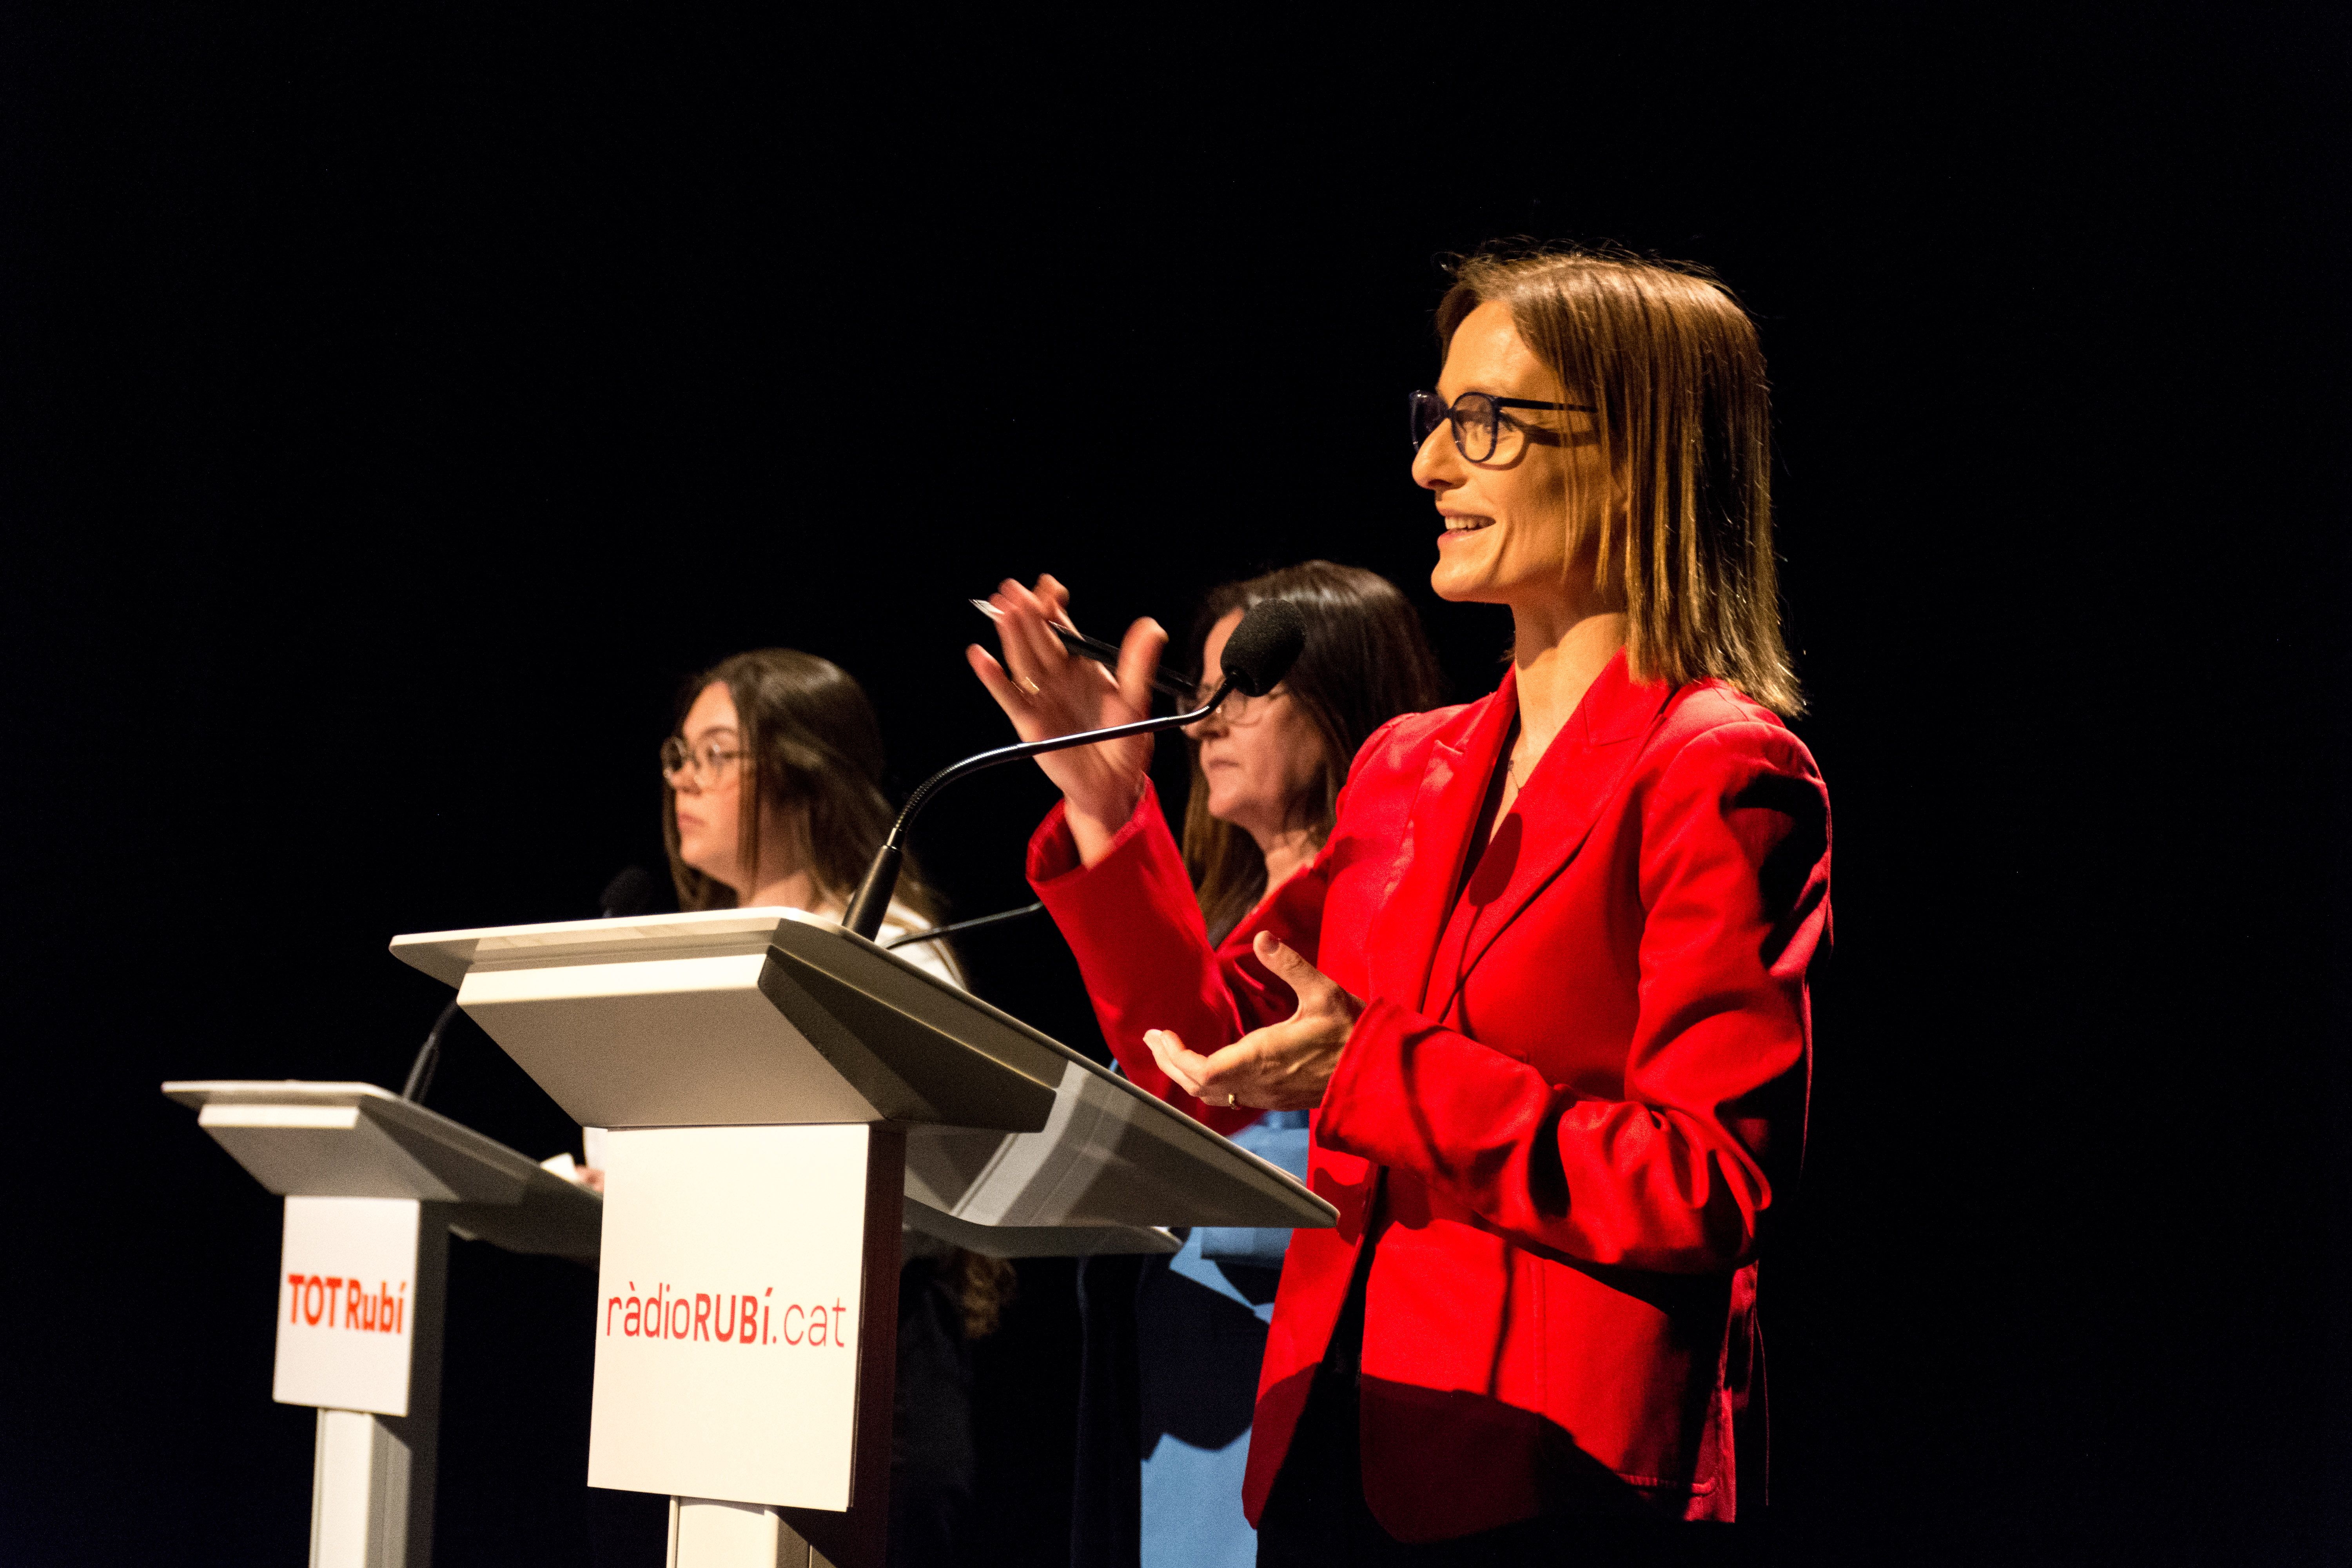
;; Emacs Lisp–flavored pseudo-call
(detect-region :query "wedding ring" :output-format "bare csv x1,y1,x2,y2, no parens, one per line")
1017,676,1041,697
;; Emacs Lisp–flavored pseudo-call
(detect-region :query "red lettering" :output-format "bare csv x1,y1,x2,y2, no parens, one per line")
288,1274,304,1322
835,1298,849,1349
304,1276,324,1325
324,1277,345,1327
345,1279,361,1330
808,1303,826,1347
693,1294,711,1341
608,1296,622,1335
783,1305,804,1345
741,1295,759,1347
715,1294,737,1342
670,1298,688,1339
763,1289,772,1345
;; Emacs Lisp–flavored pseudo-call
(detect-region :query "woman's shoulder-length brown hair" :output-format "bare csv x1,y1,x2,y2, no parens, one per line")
1183,561,1446,942
662,647,939,920
1438,246,1802,717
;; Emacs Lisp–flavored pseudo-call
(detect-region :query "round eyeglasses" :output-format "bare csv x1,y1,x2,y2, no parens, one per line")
659,735,746,788
1409,389,1592,464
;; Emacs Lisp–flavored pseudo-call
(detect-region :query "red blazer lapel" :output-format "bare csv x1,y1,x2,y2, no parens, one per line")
1429,654,1676,1024
1360,675,1518,1016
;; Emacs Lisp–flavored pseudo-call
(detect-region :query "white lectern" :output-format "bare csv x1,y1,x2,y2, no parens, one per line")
390,907,1336,1568
163,1080,603,1568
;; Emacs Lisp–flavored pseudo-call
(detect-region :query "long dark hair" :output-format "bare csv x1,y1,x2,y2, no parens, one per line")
1183,562,1445,942
661,648,939,921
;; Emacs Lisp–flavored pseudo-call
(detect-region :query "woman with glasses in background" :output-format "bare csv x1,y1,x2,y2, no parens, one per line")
659,649,951,949
978,563,1443,1568
656,648,1016,1568
973,249,1831,1564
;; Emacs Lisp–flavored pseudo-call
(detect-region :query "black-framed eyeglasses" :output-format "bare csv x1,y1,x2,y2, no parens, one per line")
1409,389,1593,464
659,735,746,788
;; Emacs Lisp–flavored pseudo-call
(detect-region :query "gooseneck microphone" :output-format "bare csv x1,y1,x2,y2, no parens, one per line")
402,866,668,1103
844,598,1308,942
399,999,463,1103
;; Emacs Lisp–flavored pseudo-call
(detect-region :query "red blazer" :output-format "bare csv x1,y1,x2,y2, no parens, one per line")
1028,653,1830,1540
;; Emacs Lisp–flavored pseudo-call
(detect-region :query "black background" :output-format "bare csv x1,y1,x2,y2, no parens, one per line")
2,5,2345,1565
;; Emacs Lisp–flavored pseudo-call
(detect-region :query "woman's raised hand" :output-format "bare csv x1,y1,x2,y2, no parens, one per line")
966,575,1168,860
1143,932,1363,1111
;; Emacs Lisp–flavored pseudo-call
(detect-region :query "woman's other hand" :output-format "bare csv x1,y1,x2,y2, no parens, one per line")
967,574,1167,863
1143,932,1361,1111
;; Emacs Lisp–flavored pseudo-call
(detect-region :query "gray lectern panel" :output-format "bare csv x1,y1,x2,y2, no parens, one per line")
758,955,1058,1131
905,1059,1332,1232
399,911,1060,1132
456,953,889,1129
166,1082,538,1203
390,909,787,987
903,1201,1180,1259
446,1174,602,1261
162,1081,602,1260
389,910,1339,1242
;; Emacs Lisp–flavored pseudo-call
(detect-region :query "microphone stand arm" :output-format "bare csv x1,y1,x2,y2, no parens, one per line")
844,679,1232,940
401,996,462,1103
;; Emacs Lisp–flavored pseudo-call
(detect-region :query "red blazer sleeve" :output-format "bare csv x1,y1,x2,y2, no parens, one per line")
1315,720,1829,1274
1026,779,1316,1136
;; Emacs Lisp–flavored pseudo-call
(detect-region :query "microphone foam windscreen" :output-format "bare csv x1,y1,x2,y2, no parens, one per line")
1220,598,1308,697
599,865,665,918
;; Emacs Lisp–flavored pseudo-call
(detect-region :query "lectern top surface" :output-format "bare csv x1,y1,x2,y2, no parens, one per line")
163,1078,405,1107
384,909,1340,1230
162,1079,550,1189
389,906,844,987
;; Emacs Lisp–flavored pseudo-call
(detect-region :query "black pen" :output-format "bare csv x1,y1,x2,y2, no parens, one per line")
969,599,1196,701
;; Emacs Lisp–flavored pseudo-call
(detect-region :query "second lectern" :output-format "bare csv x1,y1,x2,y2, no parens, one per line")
392,907,1334,1568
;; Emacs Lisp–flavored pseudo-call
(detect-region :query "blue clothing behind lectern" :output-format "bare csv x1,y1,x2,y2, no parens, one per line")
1071,1111,1311,1568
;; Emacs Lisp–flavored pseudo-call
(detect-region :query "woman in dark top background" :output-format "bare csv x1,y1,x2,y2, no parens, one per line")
984,563,1443,1568
590,647,1015,1568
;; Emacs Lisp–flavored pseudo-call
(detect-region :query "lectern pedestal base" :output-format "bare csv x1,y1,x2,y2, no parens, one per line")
301,1212,446,1568
668,1497,839,1568
310,1407,437,1568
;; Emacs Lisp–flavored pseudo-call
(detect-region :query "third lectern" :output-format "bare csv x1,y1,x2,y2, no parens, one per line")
391,907,1334,1568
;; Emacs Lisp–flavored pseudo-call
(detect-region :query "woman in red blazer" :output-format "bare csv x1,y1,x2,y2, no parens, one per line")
969,249,1830,1563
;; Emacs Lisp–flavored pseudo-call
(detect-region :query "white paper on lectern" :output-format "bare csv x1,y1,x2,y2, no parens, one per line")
274,1197,423,1416
587,1125,872,1510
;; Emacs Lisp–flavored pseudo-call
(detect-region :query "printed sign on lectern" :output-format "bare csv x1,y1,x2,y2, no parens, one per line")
274,1196,425,1416
586,1124,875,1510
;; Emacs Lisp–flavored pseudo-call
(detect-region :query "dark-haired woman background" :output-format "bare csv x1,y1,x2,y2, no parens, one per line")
981,563,1443,1568
587,648,1016,1568
975,250,1831,1565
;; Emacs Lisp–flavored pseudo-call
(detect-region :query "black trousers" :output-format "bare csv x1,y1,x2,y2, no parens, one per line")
1256,1368,1726,1568
1251,1363,1562,1568
1255,1266,1713,1568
